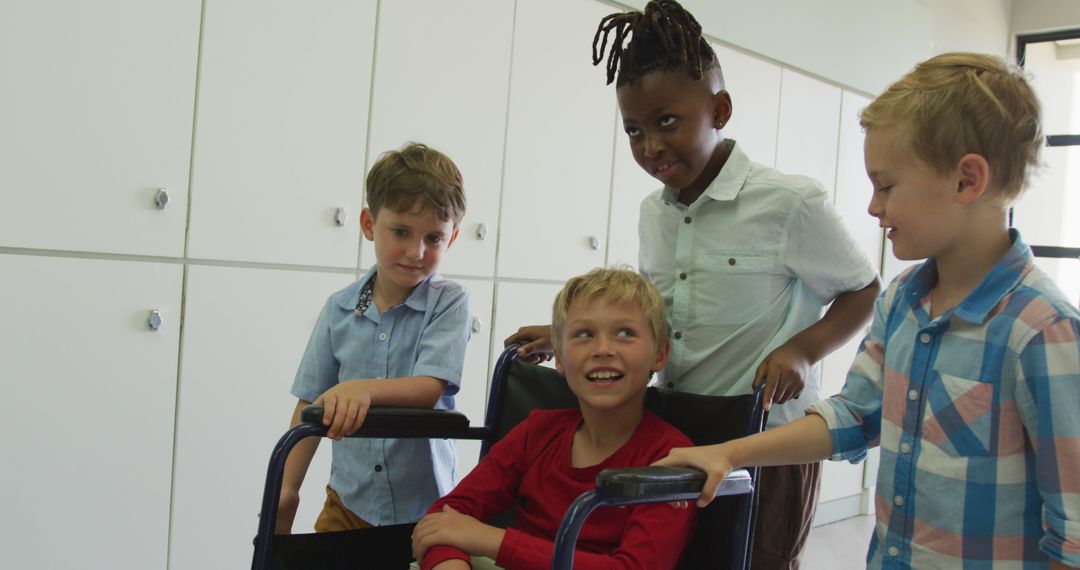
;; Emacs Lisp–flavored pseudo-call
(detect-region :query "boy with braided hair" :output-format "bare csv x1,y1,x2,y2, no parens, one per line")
508,1,879,567
659,53,1080,569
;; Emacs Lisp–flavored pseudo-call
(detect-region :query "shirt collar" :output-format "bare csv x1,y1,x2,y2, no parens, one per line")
660,139,750,206
334,266,434,313
899,228,1033,324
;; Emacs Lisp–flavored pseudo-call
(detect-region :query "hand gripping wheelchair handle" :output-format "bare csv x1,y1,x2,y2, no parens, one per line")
551,467,752,570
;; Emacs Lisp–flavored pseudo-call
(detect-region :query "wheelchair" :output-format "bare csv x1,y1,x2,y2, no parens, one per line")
253,344,767,569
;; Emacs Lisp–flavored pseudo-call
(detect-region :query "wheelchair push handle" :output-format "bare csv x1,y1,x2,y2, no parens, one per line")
596,466,753,501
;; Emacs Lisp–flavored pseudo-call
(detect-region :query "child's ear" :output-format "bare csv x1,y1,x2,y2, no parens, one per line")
954,153,991,205
446,226,460,249
712,90,733,130
360,208,376,241
652,338,671,372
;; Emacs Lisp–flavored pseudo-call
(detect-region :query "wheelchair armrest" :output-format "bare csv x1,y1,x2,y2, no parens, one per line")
596,467,753,500
300,405,470,431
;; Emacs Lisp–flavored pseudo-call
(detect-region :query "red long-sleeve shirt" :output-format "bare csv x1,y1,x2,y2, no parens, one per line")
421,409,696,570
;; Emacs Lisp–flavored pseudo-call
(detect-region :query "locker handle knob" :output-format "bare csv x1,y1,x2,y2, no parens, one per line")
471,316,483,334
147,310,163,331
154,188,169,210
588,236,600,250
334,208,347,227
476,223,488,240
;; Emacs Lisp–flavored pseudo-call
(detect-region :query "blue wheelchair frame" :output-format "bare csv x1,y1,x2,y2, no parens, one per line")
253,344,764,569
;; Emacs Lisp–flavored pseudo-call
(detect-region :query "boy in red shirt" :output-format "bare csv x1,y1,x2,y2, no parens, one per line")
411,268,695,569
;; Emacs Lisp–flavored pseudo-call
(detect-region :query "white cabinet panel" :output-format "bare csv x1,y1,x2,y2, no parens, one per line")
711,43,782,167
455,279,495,479
0,1,200,256
0,255,182,569
607,119,657,270
170,266,353,569
363,0,514,278
834,91,883,269
776,70,842,191
497,0,617,281
187,0,376,268
490,281,565,370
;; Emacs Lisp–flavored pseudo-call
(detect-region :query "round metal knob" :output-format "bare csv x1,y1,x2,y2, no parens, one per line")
476,223,488,240
147,310,163,331
588,236,600,250
154,188,169,210
334,208,347,227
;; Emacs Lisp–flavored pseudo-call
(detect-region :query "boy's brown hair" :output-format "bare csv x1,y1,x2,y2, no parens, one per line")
365,142,466,225
551,267,669,353
860,52,1042,205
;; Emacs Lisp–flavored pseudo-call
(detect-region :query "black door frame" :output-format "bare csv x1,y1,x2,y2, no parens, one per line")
1014,30,1080,261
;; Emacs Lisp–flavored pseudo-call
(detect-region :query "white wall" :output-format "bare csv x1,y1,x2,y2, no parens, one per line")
1012,0,1080,36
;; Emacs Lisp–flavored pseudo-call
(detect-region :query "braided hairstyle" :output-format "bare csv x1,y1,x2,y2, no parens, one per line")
592,0,720,87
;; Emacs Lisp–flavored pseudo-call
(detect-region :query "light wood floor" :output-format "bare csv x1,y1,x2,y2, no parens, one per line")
801,514,875,569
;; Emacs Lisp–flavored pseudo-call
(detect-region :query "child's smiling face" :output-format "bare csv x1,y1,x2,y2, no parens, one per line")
616,69,731,200
865,125,962,262
555,296,668,413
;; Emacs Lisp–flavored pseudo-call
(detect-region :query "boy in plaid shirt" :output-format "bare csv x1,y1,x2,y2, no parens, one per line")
657,52,1080,569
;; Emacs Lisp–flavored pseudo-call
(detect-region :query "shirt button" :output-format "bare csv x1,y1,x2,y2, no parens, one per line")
679,272,687,280
684,216,692,224
728,258,736,266
894,495,904,506
888,546,900,557
378,332,387,341
908,389,919,401
673,331,682,340
374,464,383,472
900,442,911,454
919,332,931,344
666,382,674,388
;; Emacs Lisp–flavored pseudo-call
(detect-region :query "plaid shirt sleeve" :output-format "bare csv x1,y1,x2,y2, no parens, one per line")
1013,314,1080,566
807,281,896,463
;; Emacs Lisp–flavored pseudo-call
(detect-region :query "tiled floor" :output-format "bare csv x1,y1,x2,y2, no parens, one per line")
802,514,875,569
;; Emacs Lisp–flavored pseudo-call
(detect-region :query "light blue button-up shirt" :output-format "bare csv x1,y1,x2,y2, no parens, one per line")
292,268,471,525
638,140,877,425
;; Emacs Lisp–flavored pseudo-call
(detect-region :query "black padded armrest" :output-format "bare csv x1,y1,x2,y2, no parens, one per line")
597,467,753,499
300,405,470,431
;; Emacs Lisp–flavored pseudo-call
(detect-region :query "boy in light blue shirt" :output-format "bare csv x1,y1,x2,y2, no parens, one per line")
275,142,471,533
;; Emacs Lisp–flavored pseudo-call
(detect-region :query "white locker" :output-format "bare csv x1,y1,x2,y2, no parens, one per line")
0,0,200,256
712,43,783,167
363,0,515,278
186,0,377,268
496,0,618,281
0,255,182,569
169,265,352,569
775,69,842,190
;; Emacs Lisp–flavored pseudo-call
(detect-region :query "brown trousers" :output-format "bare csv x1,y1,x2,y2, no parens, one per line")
314,485,374,532
750,462,822,570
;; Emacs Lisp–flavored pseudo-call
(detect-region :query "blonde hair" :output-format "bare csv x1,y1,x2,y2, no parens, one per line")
365,142,466,224
551,267,668,352
860,52,1042,205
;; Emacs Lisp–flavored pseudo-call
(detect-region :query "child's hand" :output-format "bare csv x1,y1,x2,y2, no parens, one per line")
503,325,554,364
412,505,503,561
653,445,735,508
753,342,812,411
274,487,300,535
313,380,375,439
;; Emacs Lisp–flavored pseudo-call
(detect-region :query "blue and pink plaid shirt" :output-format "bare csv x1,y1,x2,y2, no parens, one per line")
809,230,1080,568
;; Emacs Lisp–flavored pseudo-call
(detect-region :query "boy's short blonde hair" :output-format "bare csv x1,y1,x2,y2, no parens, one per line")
860,52,1042,205
551,267,668,353
365,142,466,224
